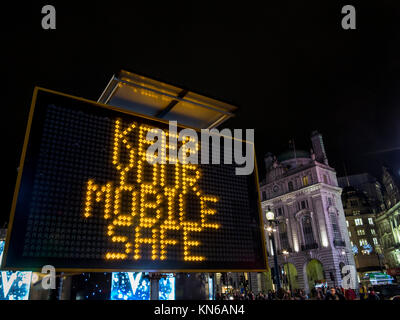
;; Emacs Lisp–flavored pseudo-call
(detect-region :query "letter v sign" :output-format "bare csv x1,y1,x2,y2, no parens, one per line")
1,272,17,297
128,272,143,295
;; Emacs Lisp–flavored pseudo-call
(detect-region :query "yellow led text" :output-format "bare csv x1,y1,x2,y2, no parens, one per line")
83,119,220,262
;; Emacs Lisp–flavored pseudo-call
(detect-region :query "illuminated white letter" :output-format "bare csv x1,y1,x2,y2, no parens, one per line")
201,128,232,164
168,121,178,164
341,5,356,30
1,272,17,297
234,129,254,175
41,265,56,289
146,128,166,164
178,129,199,164
41,5,56,30
342,264,357,289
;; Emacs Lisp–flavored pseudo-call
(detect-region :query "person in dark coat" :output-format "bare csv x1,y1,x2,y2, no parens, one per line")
367,289,380,301
345,288,356,300
325,288,346,300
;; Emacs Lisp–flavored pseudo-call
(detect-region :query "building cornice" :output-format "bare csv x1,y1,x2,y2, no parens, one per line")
376,201,400,220
260,161,336,187
261,183,342,205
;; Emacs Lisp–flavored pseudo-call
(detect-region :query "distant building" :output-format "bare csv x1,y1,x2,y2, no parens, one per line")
338,173,385,213
376,166,400,274
382,166,400,210
0,228,6,241
259,131,356,293
341,186,383,276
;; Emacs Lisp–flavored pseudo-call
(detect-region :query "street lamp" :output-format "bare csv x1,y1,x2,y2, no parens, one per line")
265,210,281,291
376,249,384,272
282,249,292,294
266,210,275,222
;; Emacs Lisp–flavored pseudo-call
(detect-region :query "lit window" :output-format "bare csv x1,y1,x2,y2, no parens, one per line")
357,229,365,236
303,176,309,186
373,238,378,245
359,239,368,246
346,220,349,227
355,218,363,226
368,218,374,225
348,231,351,237
371,229,376,235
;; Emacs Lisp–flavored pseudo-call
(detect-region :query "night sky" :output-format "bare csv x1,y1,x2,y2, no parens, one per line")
1,2,400,225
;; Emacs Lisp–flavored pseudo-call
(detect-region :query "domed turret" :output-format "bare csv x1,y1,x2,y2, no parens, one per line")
277,149,312,169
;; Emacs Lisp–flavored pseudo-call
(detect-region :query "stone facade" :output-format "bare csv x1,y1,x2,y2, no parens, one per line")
258,131,356,294
376,166,400,271
376,202,400,269
341,186,383,275
338,173,385,213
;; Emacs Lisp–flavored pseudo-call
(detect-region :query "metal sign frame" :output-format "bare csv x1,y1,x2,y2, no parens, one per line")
2,87,267,273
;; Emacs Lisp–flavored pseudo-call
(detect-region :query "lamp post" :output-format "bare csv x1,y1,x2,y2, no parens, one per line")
265,210,281,291
282,249,291,294
376,251,384,273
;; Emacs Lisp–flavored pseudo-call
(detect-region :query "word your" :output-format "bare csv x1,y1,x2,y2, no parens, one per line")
146,121,254,176
84,119,221,262
41,5,56,30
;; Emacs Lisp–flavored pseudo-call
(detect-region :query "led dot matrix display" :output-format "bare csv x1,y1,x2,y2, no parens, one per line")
3,88,266,272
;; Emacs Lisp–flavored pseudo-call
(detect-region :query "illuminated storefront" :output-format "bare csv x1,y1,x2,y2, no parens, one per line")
0,241,32,300
111,272,175,300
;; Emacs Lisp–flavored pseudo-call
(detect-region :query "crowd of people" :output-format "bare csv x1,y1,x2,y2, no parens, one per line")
216,285,382,300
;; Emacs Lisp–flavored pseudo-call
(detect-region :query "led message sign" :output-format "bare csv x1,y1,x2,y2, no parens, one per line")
2,88,266,272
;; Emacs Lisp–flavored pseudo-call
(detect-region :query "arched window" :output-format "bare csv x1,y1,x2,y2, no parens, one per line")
302,215,315,245
330,211,342,242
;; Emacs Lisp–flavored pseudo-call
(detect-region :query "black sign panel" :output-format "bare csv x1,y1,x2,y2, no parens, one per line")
3,88,266,272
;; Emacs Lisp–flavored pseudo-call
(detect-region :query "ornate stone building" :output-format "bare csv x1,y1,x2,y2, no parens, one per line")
338,173,385,214
259,131,356,293
382,166,400,210
341,186,383,276
376,166,400,273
